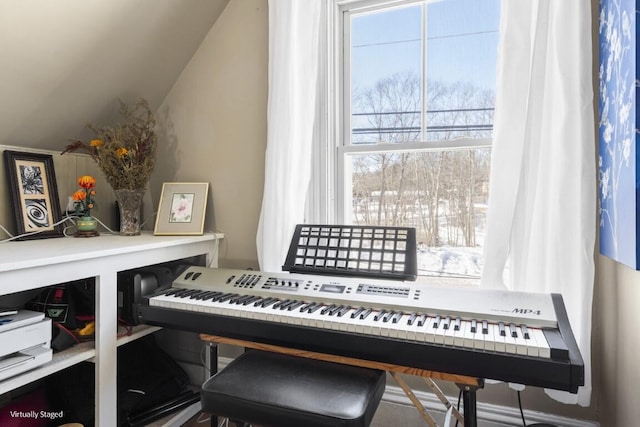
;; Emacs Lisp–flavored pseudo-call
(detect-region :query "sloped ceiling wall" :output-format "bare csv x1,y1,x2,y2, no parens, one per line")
0,0,229,151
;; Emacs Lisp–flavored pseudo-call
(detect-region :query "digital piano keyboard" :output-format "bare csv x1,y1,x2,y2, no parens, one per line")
137,266,584,393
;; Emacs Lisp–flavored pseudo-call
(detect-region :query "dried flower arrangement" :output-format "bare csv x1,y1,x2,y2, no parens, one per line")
62,98,157,190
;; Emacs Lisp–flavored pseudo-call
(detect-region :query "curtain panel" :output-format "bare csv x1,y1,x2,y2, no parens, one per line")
481,0,595,406
256,0,323,272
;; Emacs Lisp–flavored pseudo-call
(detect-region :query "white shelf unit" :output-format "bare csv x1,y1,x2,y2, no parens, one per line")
0,232,222,426
0,324,160,396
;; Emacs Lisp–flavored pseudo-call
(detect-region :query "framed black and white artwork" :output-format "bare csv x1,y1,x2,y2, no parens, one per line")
3,150,64,240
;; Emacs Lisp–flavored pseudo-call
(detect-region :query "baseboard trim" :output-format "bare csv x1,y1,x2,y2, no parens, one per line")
383,384,599,427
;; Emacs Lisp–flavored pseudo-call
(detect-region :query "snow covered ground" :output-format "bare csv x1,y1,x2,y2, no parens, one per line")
414,245,485,288
417,245,483,279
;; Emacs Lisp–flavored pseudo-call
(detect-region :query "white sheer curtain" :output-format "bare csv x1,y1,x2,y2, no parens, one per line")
481,0,595,406
256,0,322,272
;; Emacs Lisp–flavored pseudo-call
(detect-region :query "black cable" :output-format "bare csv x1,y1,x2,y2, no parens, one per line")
455,388,462,427
517,390,527,426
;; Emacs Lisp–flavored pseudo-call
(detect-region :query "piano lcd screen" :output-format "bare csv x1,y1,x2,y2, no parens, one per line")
320,284,346,294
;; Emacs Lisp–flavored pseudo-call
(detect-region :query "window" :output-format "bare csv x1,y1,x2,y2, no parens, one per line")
319,0,501,285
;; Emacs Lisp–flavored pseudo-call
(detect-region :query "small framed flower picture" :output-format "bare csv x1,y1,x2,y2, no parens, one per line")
3,150,64,240
154,182,209,235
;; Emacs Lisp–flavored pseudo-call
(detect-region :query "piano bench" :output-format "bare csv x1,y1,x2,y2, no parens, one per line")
201,350,386,427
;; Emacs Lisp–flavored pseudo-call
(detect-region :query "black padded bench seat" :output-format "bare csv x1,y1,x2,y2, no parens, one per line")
201,350,386,427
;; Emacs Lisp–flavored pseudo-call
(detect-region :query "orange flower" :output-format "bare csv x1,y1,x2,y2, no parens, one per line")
71,177,96,216
78,175,96,189
72,190,87,202
116,148,129,158
90,139,104,148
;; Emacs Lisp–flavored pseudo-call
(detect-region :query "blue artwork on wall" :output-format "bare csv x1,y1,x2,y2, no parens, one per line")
598,0,639,269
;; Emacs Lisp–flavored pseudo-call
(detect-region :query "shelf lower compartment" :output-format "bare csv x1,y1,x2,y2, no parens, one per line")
0,324,161,395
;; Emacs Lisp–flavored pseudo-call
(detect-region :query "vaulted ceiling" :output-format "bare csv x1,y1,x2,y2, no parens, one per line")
0,0,229,151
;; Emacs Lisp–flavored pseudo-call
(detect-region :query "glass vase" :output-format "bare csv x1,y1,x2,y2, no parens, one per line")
114,188,145,236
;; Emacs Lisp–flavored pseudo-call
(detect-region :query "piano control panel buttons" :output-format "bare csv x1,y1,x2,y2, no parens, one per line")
262,277,303,292
357,283,411,298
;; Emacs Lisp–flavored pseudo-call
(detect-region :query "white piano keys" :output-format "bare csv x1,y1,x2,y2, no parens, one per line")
322,306,349,331
285,303,313,326
493,325,506,353
405,314,424,342
361,310,385,336
524,330,540,358
385,312,408,338
462,322,475,349
208,298,239,317
376,311,392,337
395,313,412,339
532,328,551,358
351,309,369,335
503,329,518,354
471,323,484,350
433,318,447,345
258,301,287,324
453,321,466,347
149,289,556,361
513,332,529,356
443,321,456,346
335,307,353,332
483,323,497,352
277,301,307,324
303,305,325,328
420,316,435,343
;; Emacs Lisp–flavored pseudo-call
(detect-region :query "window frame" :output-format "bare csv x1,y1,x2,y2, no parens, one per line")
310,0,494,253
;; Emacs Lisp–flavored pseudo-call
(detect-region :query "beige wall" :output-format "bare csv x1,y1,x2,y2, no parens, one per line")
0,0,228,152
595,257,640,425
151,0,268,269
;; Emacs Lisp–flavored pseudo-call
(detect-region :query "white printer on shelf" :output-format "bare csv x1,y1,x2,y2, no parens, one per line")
0,310,53,381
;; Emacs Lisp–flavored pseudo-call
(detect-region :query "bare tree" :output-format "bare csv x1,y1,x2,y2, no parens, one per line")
351,72,493,248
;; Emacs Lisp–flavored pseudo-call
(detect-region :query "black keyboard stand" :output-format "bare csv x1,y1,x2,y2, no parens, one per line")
459,383,480,427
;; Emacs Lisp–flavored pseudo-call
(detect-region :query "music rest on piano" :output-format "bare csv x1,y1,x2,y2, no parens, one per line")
137,266,584,394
